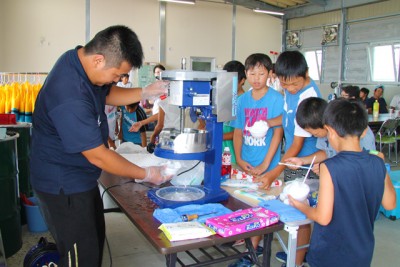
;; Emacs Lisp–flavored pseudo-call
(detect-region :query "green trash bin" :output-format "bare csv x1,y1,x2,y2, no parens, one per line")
8,123,33,225
0,132,22,257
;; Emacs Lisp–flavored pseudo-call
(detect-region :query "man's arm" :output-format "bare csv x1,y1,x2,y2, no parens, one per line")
83,145,146,179
106,81,167,107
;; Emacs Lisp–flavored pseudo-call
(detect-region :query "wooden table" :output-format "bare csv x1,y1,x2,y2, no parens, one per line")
98,172,284,267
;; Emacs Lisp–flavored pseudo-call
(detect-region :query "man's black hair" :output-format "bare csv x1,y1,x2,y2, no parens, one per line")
84,25,144,69
296,97,327,129
360,87,370,97
153,64,166,73
323,99,367,138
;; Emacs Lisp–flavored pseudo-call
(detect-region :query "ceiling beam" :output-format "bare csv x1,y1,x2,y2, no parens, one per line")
307,0,326,6
284,0,382,19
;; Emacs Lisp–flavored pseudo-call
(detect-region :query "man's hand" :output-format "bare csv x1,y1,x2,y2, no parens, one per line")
143,166,172,185
142,80,169,101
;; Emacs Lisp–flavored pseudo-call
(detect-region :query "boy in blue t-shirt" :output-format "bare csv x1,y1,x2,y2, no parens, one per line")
289,99,396,267
229,53,283,267
232,53,284,177
120,102,147,147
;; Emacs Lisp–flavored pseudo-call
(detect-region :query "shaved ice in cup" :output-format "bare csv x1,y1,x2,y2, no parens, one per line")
248,120,269,138
280,180,310,204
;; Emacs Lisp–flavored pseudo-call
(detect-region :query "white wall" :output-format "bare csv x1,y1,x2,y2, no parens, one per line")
0,0,282,74
0,0,85,72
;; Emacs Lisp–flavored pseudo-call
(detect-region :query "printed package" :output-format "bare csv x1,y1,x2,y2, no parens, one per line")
205,207,279,237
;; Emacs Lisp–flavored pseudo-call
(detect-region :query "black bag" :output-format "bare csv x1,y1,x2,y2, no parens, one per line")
24,237,59,267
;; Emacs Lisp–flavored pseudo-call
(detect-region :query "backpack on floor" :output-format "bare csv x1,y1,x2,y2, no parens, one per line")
24,237,59,267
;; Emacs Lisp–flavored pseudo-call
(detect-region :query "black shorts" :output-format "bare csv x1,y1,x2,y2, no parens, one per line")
34,186,105,267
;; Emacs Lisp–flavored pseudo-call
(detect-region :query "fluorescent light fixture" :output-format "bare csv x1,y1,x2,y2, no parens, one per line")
159,0,195,4
253,8,284,16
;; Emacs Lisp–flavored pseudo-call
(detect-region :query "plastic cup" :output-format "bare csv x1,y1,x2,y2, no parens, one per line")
283,180,310,202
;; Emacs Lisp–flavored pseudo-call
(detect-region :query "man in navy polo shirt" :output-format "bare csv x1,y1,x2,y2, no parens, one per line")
30,25,170,267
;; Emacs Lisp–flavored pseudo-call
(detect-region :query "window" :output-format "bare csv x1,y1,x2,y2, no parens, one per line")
304,50,322,81
370,43,400,82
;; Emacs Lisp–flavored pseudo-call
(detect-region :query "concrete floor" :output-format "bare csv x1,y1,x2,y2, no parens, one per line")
5,204,400,267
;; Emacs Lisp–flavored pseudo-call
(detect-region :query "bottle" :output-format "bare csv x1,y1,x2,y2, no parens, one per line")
373,100,379,119
221,147,232,181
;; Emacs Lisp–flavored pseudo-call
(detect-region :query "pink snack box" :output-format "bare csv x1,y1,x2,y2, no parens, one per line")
205,207,279,237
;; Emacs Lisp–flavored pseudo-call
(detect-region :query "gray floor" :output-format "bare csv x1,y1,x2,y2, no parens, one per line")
5,203,400,267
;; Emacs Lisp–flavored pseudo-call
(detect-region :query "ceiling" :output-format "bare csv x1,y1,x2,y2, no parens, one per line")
220,0,385,19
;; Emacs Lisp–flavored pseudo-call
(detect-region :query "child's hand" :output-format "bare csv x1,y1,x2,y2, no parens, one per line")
255,173,274,190
312,163,320,175
129,122,142,132
236,159,253,174
284,157,304,169
250,163,269,176
288,195,309,209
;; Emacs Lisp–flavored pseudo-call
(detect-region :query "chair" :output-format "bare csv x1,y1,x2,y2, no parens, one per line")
375,118,399,164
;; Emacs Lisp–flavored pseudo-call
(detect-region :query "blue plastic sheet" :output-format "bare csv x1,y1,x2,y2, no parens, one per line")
153,203,232,224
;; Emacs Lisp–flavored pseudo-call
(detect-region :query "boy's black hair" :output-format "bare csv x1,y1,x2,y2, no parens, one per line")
275,51,308,80
296,97,327,129
360,87,370,96
85,25,143,69
223,60,246,82
244,53,272,72
342,85,360,99
323,99,367,138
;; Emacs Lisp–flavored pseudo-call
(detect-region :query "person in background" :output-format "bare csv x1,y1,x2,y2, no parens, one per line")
105,105,119,149
359,87,370,105
289,99,396,267
389,93,400,111
119,102,147,147
106,73,132,149
257,51,321,267
131,64,166,131
30,25,171,266
116,73,132,88
221,60,246,164
365,85,388,114
267,63,283,94
340,85,360,99
229,53,284,267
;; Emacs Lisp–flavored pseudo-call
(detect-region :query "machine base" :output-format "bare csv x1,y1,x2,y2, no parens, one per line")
147,186,230,208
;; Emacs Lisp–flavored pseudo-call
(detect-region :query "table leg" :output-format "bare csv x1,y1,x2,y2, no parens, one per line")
165,253,177,267
285,224,299,267
261,233,273,267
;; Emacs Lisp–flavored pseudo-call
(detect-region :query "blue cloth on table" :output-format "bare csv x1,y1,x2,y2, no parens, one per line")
259,199,306,223
153,203,232,224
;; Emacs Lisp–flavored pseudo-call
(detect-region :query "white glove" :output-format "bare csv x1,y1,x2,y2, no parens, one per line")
143,165,172,185
142,80,169,101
